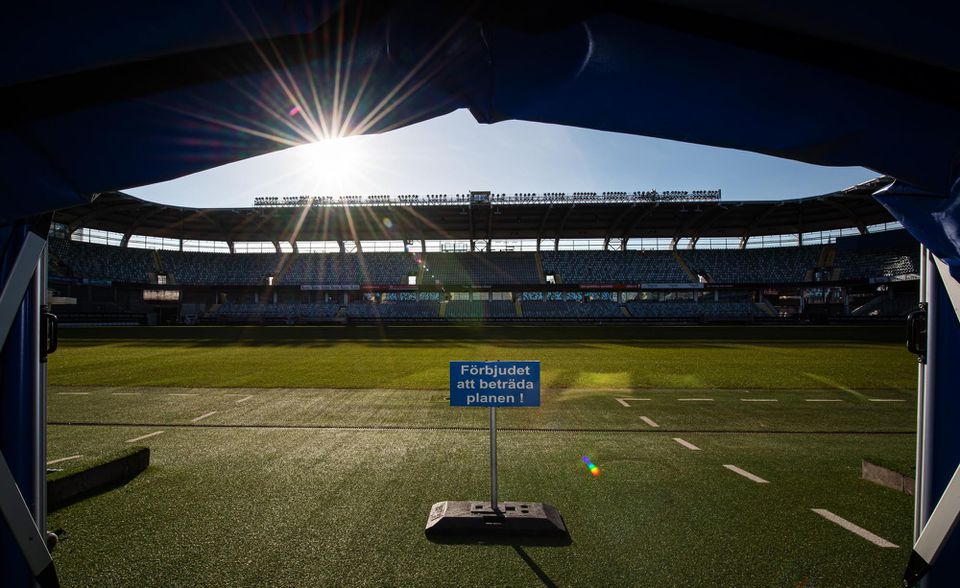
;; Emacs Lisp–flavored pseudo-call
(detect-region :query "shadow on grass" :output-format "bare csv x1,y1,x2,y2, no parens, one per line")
56,324,907,349
424,533,572,547
513,545,559,588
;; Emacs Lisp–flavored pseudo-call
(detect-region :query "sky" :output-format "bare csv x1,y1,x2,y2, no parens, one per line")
127,108,878,208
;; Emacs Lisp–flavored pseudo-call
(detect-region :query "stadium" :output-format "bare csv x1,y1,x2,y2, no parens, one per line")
4,3,960,588
38,180,921,586
49,178,917,326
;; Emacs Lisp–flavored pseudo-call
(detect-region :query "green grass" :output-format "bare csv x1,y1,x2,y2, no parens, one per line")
50,325,915,390
45,325,919,587
47,426,914,587
49,386,914,433
47,445,146,483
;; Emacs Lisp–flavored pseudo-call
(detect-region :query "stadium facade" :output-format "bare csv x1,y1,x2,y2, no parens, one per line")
49,179,918,326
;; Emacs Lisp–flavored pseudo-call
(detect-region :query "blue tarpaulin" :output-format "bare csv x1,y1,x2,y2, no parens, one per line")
3,1,960,585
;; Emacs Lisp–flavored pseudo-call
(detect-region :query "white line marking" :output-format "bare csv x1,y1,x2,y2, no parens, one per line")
192,411,217,422
673,438,700,451
806,399,842,402
723,464,769,484
678,398,713,401
811,509,898,548
56,392,89,395
126,431,164,443
639,416,659,428
46,455,82,465
615,397,650,407
235,395,254,404
168,393,196,397
741,399,778,402
867,399,905,402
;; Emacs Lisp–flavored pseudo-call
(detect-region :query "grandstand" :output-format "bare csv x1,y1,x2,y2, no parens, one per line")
47,180,918,325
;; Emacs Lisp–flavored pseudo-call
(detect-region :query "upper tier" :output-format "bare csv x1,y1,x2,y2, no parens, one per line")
48,233,919,287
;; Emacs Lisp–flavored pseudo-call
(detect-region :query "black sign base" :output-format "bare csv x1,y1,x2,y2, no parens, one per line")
425,501,569,543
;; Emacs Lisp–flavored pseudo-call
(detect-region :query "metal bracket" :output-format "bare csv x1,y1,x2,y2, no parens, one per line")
0,230,47,346
0,453,58,588
906,303,927,364
905,464,960,587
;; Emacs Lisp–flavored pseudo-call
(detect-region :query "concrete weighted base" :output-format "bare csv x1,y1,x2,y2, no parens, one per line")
425,501,568,543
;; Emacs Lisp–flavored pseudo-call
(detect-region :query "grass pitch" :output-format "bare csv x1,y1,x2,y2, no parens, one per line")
46,325,917,587
50,325,914,390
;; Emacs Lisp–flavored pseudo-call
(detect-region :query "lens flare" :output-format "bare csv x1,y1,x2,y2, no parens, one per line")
582,456,601,477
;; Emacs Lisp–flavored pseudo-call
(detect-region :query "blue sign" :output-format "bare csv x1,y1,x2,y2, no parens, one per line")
449,361,540,407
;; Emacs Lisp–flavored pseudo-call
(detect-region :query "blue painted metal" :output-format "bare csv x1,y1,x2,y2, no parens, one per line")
921,262,960,586
0,221,42,588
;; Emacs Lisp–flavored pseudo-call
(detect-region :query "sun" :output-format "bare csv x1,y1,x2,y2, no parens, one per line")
292,135,369,194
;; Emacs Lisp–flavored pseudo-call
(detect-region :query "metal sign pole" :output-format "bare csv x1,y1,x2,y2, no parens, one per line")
490,406,498,511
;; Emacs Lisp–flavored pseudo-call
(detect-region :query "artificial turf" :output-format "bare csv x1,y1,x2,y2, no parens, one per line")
47,426,914,587
49,325,915,391
45,324,919,587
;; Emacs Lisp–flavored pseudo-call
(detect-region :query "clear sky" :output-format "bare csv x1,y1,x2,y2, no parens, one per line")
127,108,877,208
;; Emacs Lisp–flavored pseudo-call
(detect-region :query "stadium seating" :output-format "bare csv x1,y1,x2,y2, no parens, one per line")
679,246,821,283
50,238,154,283
625,301,764,318
209,302,341,321
345,301,439,319
539,251,688,284
160,251,281,285
422,253,539,285
444,300,517,320
521,300,623,319
833,248,919,279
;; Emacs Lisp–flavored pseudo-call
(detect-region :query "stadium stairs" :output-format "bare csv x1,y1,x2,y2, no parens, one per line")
417,259,426,286
851,295,885,316
514,298,523,317
818,245,837,268
755,300,778,317
534,252,546,283
438,300,447,318
273,251,297,284
672,251,699,281
151,249,164,274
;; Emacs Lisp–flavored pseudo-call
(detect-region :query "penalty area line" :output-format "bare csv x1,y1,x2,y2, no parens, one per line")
126,431,164,443
811,509,898,548
639,416,659,428
741,399,777,402
46,455,82,465
678,398,713,401
673,438,700,451
723,464,769,484
615,398,650,407
191,411,217,422
235,395,254,404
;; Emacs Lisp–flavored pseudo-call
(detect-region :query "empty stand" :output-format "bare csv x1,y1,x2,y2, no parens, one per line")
50,238,154,283
539,251,687,284
422,253,539,286
679,246,821,283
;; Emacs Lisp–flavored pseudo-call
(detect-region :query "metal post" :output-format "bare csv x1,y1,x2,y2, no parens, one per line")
916,243,929,541
490,406,498,510
36,244,47,534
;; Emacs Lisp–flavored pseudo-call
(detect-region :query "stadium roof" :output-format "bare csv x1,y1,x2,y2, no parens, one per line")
54,178,894,244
